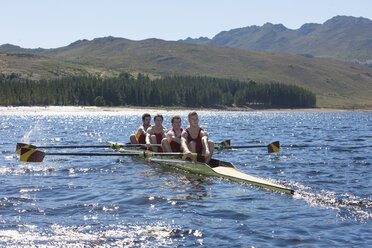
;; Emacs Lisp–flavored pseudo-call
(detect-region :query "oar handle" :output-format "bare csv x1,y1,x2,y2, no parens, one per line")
16,142,162,152
45,152,139,156
40,144,163,149
43,152,194,157
39,145,110,148
220,145,267,149
215,141,280,153
123,144,163,147
20,147,202,162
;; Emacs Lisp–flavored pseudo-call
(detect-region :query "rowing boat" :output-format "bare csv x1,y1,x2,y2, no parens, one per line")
120,149,294,194
17,141,294,194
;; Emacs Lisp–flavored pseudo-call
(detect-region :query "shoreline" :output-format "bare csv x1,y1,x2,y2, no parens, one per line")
0,106,371,113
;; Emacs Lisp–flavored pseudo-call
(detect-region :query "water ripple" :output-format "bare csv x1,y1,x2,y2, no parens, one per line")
0,109,371,247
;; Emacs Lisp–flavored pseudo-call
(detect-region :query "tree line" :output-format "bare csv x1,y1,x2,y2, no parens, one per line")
0,73,316,107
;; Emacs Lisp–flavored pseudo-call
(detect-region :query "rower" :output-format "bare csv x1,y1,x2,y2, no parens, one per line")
162,115,183,152
181,111,214,163
146,114,167,152
129,113,151,145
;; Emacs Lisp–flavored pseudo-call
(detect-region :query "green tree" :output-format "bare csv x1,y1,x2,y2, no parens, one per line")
234,90,246,106
94,96,105,106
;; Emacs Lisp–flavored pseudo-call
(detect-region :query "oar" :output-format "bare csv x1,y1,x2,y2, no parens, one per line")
19,147,200,162
218,140,231,146
215,140,280,153
16,142,161,154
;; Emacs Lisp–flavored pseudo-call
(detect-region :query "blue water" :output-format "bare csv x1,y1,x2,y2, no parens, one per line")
0,107,371,247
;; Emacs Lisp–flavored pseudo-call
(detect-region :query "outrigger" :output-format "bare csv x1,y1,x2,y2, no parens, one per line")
16,140,294,194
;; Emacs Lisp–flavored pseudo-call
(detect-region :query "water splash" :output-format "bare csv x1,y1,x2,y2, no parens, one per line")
0,222,190,247
20,123,42,144
289,181,372,222
21,128,34,143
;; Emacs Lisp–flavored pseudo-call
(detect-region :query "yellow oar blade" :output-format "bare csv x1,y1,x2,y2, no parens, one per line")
16,143,37,154
20,148,46,162
215,140,231,150
219,139,231,146
267,141,280,153
107,141,125,149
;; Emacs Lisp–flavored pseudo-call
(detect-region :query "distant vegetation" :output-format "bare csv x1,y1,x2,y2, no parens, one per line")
2,29,372,108
0,73,316,108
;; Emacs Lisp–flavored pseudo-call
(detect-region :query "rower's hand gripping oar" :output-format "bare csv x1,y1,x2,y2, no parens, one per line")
19,147,201,162
215,140,280,153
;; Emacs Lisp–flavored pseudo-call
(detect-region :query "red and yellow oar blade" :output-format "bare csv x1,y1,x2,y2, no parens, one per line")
16,143,37,154
267,141,280,153
20,148,45,162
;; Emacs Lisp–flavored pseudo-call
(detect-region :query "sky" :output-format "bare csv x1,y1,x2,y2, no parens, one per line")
1,0,371,49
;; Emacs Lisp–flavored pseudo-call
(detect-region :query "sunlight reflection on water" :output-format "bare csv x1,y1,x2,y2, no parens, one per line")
0,107,371,247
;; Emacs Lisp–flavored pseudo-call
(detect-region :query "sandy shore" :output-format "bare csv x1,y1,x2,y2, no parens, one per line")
0,106,370,114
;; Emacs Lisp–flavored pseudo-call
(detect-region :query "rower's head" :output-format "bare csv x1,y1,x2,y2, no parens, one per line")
188,111,199,127
171,115,182,129
154,114,164,126
142,113,151,125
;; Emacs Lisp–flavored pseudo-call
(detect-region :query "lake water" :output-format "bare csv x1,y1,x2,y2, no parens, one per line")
0,107,371,247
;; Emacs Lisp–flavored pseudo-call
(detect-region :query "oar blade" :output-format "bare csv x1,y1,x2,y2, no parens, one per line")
219,139,231,146
108,141,127,146
215,139,231,151
267,141,280,153
20,148,45,162
16,143,37,154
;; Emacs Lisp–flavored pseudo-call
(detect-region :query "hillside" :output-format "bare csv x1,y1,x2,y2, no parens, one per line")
0,50,117,80
1,37,372,108
182,16,372,66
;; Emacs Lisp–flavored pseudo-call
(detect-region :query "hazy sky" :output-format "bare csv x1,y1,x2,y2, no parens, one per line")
1,0,371,49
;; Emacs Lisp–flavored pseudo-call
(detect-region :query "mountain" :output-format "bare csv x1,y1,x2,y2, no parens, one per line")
1,36,372,109
181,16,372,65
0,44,46,54
0,49,117,80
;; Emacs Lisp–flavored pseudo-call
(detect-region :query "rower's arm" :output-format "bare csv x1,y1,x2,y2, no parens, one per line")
167,130,181,144
145,128,152,146
200,131,210,154
137,126,143,134
162,128,168,138
166,130,175,142
180,131,191,154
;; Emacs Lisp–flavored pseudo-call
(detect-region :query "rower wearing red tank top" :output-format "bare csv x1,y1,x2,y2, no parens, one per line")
145,114,167,152
181,111,214,163
162,115,183,152
130,113,151,145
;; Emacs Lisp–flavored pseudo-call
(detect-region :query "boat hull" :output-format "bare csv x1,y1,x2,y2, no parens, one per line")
116,145,294,194
144,156,294,194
